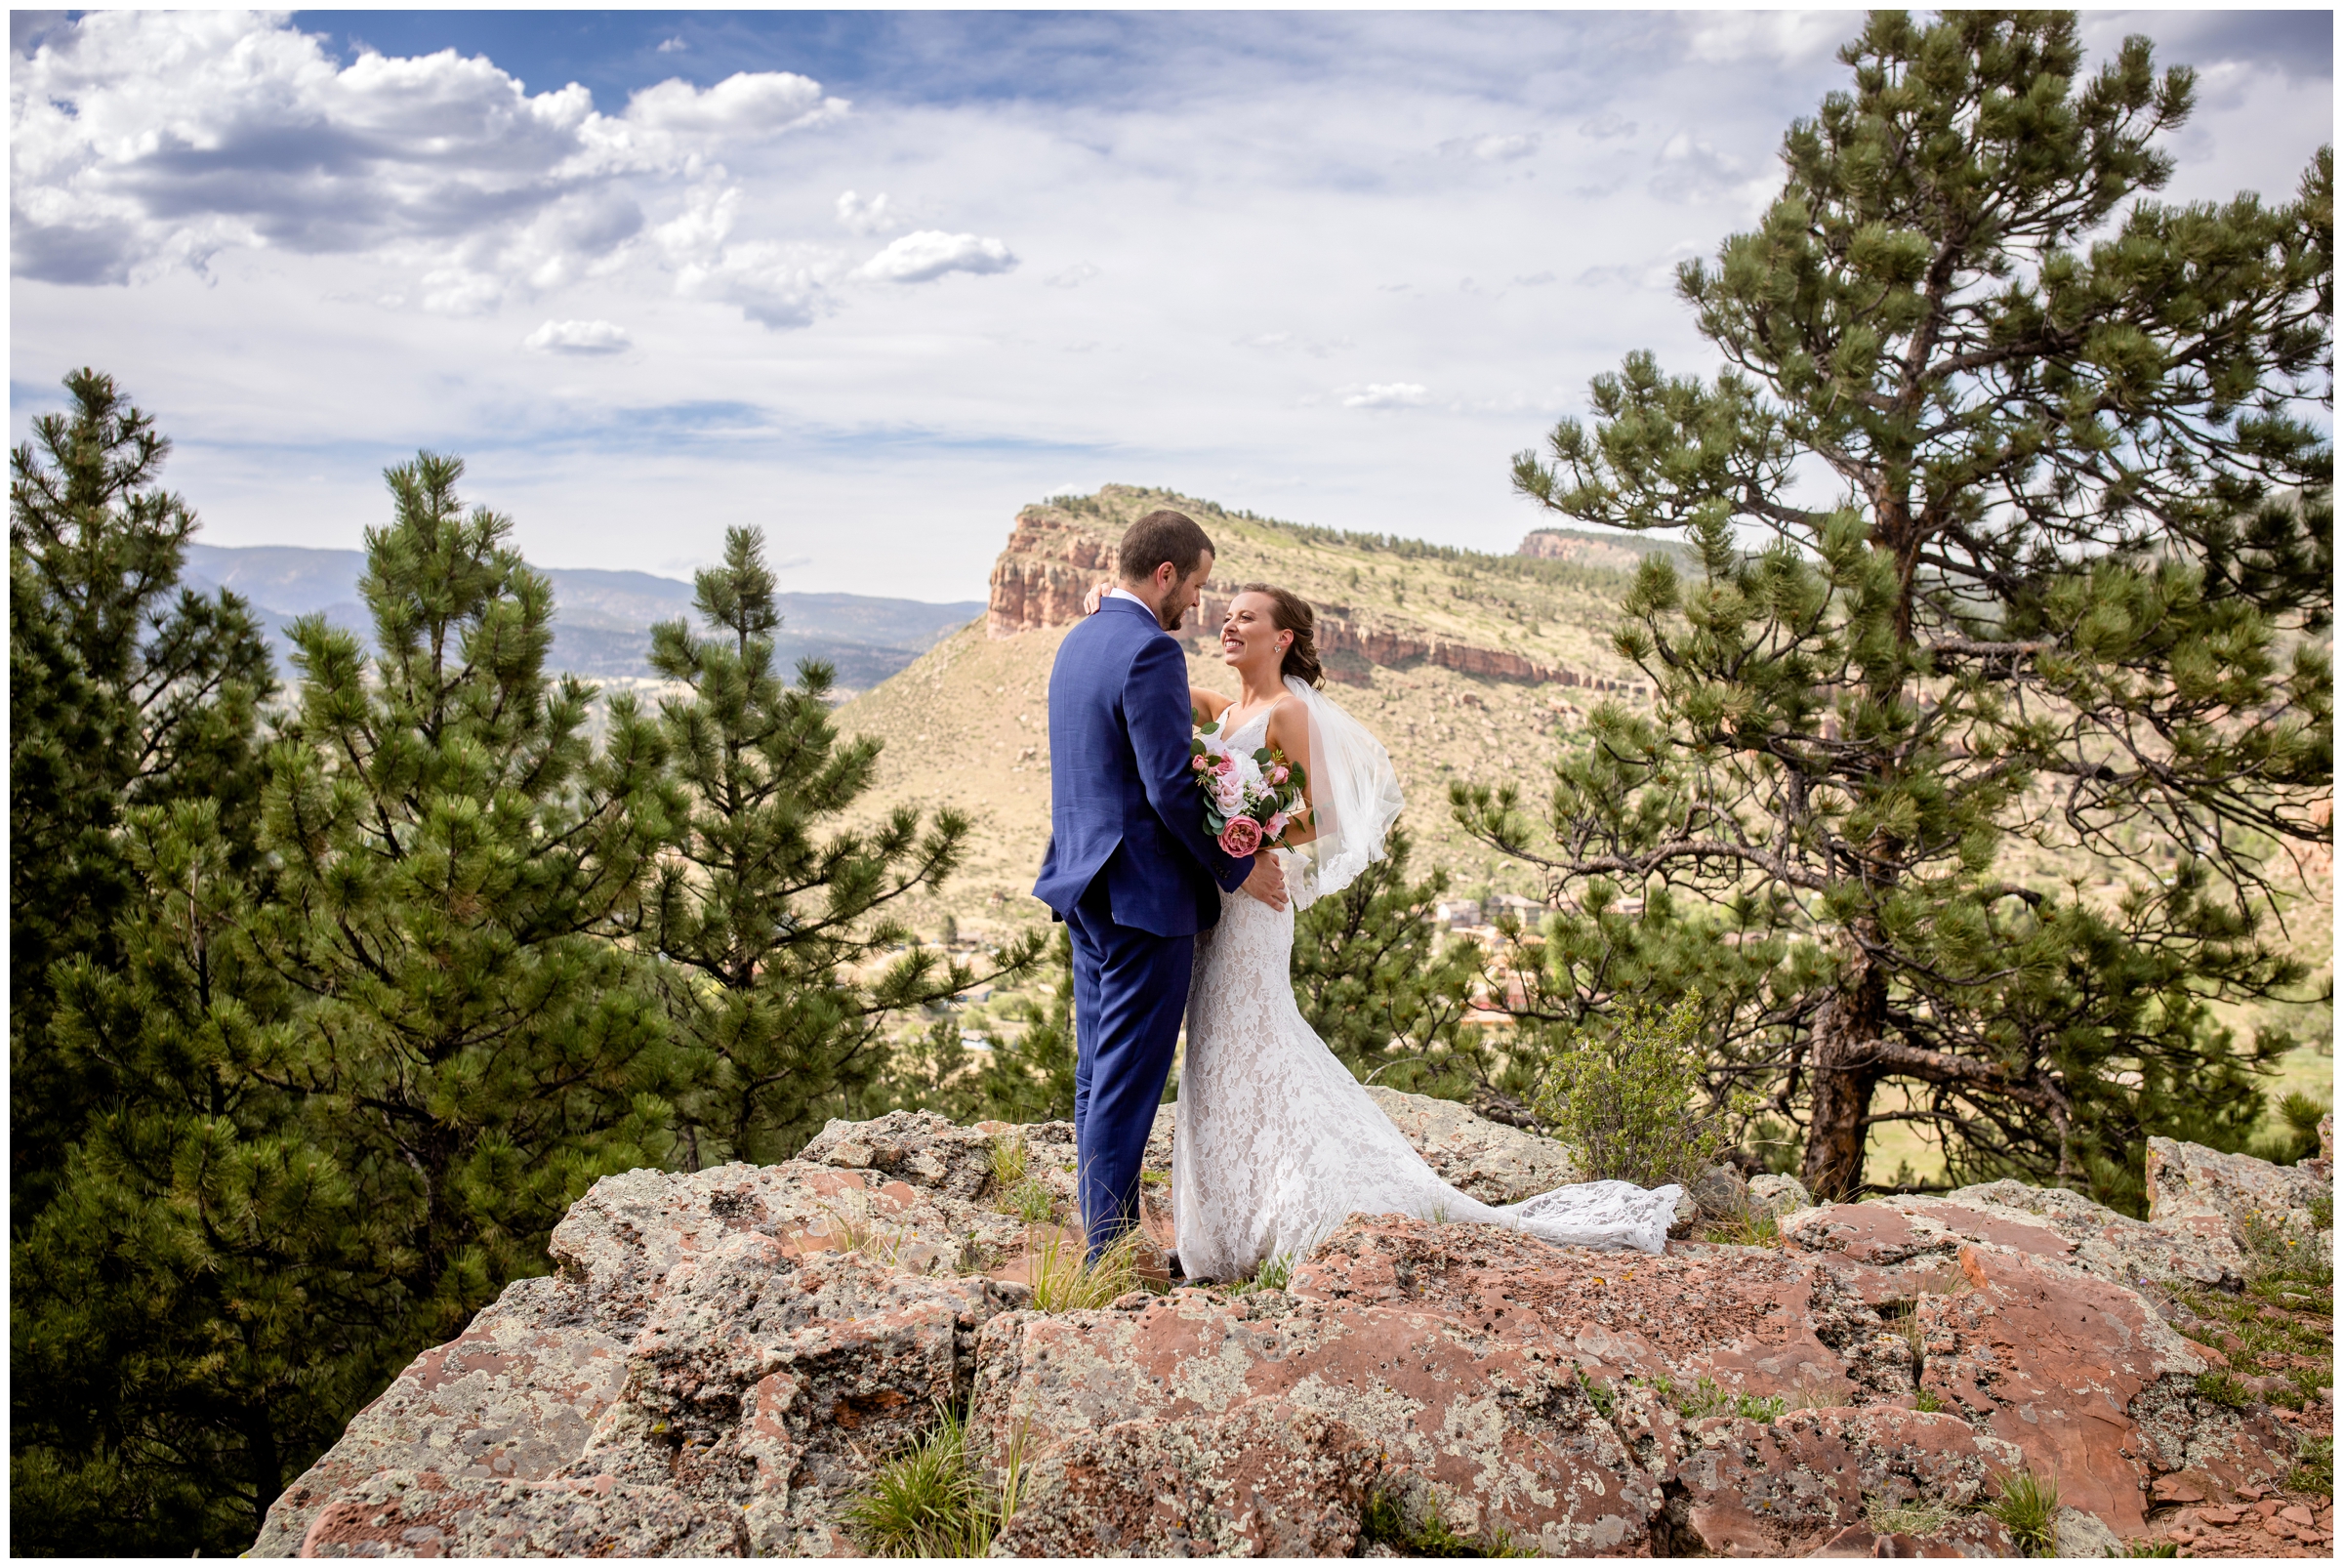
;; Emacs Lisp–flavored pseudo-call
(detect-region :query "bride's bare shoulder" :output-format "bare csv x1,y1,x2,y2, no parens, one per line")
1190,686,1233,722
1263,693,1312,753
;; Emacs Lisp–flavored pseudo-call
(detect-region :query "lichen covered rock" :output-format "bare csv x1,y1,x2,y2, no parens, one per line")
255,1099,2322,1558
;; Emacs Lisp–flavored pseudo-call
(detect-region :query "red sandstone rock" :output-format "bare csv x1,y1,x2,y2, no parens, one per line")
298,1468,745,1557
254,1109,2319,1558
1671,1408,2019,1556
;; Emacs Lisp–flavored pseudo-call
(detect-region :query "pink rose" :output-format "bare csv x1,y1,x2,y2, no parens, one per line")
1217,815,1263,856
1268,763,1290,785
1191,754,1210,771
1263,811,1288,841
1213,755,1235,774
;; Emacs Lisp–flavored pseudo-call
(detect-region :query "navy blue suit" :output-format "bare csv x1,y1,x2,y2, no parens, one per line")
1033,596,1253,1257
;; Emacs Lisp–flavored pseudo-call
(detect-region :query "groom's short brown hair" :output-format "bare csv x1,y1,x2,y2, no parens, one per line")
1118,510,1215,583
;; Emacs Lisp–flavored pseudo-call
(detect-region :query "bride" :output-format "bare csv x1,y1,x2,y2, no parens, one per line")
1113,581,1684,1281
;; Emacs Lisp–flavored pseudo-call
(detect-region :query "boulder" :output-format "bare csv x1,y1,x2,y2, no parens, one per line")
257,1104,2320,1558
1749,1172,1814,1219
1783,1181,2248,1293
2147,1135,2330,1253
1685,1162,1751,1222
1357,1085,1583,1201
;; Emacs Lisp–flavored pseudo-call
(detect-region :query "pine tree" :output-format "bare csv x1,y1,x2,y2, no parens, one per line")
15,802,368,1555
250,452,680,1344
11,371,287,1553
10,369,274,1217
1466,13,2331,1207
643,526,1041,1167
1288,826,1485,1101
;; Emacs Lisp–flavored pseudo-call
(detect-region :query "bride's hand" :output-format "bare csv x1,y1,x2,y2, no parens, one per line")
1082,580,1110,615
1240,853,1288,912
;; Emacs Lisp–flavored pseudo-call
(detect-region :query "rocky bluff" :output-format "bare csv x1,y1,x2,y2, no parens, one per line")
985,495,1647,696
253,1095,2331,1558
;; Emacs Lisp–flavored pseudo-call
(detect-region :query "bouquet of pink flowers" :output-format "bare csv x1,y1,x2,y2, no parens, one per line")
1190,714,1309,857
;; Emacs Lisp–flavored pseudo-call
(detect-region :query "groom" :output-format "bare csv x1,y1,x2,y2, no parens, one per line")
1033,510,1287,1261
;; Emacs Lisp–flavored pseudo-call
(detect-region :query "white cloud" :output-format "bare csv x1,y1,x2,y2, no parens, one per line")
855,230,1016,284
1513,270,1557,286
620,71,841,141
1578,112,1637,141
1471,133,1539,162
1238,331,1352,358
1341,383,1430,409
836,189,899,235
1044,261,1100,289
678,241,842,329
656,36,686,54
8,12,843,300
523,318,633,354
1438,131,1540,163
1683,12,1849,66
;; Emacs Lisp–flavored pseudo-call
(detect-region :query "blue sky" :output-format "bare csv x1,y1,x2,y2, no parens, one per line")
10,9,2332,598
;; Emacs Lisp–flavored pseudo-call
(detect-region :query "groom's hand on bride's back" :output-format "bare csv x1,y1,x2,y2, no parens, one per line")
1240,853,1288,911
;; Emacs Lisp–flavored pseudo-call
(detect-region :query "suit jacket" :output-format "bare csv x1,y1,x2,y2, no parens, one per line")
1032,596,1253,935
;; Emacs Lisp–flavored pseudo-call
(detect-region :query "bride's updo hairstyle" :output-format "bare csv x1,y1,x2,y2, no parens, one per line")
1237,583,1325,688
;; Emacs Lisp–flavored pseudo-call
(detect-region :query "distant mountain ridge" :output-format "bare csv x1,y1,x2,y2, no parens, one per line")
180,544,983,692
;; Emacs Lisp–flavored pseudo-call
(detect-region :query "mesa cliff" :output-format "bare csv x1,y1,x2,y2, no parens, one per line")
985,491,1648,696
255,1092,2332,1558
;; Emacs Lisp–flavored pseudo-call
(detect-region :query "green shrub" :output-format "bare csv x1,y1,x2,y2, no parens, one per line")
1983,1469,2060,1557
1529,995,1728,1187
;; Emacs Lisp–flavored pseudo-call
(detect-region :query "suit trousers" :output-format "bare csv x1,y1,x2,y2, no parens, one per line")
1064,870,1195,1260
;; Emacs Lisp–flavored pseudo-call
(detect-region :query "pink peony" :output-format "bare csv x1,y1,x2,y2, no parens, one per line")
1218,815,1263,856
1268,763,1290,784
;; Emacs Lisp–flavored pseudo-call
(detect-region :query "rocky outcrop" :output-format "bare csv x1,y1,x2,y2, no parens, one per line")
984,500,1646,695
257,1107,2327,1558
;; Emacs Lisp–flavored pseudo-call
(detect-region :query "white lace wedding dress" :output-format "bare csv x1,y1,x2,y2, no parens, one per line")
1172,704,1682,1281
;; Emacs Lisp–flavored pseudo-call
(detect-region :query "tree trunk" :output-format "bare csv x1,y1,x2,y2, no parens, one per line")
1801,954,1885,1202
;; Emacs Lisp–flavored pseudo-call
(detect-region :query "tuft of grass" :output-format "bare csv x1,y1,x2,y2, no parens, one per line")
1982,1468,2060,1557
2113,1543,2179,1557
2285,1434,2331,1495
1573,1364,1617,1419
1008,1178,1057,1225
1700,1207,1784,1248
1882,1300,1927,1364
1868,1499,1950,1538
1914,1387,1945,1414
988,1132,1029,1195
845,1405,1031,1558
2193,1371,2249,1408
1253,1252,1293,1292
816,1191,920,1267
1027,1227,1146,1312
1358,1487,1533,1558
1663,1374,1785,1424
844,1402,985,1556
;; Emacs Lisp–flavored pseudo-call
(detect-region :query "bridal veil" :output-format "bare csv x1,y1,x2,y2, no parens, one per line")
1280,674,1406,909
